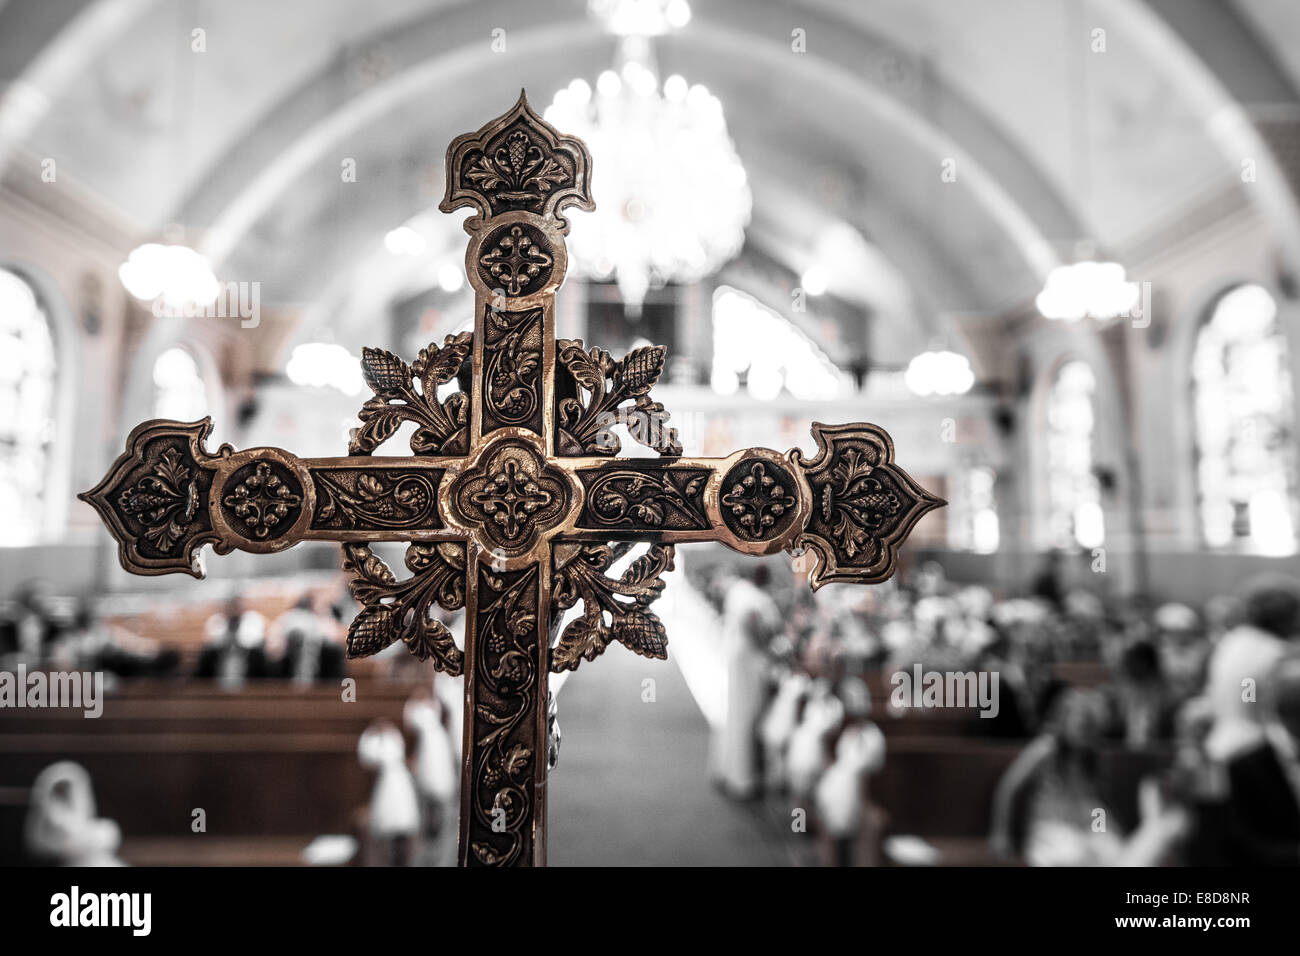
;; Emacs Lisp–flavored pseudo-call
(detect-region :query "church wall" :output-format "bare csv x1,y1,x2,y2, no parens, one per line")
1003,315,1140,597
931,199,1300,607
0,180,135,598
921,547,1288,606
1126,204,1300,602
950,202,1300,607
3,184,1296,611
1129,207,1280,547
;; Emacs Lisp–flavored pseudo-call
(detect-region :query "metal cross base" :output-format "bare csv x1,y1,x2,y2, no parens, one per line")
81,93,944,866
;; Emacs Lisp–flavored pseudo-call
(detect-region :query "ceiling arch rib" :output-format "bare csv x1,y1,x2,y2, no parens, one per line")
276,149,976,366
217,83,1038,367
1094,0,1300,273
237,138,981,353
13,1,1300,307
1147,0,1298,104
0,0,154,173
162,0,1075,305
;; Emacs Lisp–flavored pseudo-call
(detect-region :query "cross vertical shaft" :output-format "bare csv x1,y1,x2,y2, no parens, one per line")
441,93,592,863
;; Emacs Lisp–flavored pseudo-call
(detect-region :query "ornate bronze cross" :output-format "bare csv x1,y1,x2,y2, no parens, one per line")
80,93,943,866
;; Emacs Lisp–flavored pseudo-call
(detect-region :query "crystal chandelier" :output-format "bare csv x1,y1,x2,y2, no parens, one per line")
545,17,750,315
587,0,691,36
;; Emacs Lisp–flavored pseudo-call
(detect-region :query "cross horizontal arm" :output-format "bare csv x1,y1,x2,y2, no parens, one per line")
78,418,470,577
80,417,945,588
554,420,945,588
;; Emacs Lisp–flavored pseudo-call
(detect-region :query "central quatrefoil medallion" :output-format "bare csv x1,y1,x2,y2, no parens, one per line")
452,438,569,555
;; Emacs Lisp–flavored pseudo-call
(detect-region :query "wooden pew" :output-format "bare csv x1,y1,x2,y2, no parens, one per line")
0,731,366,839
870,737,1173,837
117,835,318,867
1050,660,1111,687
97,577,363,674
0,676,431,736
101,582,341,652
0,676,439,864
871,737,1022,836
870,706,991,737
1,699,418,736
104,676,426,699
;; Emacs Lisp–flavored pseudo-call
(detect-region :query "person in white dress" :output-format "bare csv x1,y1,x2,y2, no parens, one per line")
814,721,886,866
710,565,782,799
405,695,458,865
759,671,811,792
787,679,846,802
358,720,421,866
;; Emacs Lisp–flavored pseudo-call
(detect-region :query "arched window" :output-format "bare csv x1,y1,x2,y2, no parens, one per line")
152,346,210,422
949,465,999,553
710,287,849,401
1045,360,1104,549
1193,284,1297,555
0,268,57,545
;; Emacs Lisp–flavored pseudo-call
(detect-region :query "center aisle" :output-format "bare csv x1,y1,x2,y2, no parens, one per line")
547,581,789,866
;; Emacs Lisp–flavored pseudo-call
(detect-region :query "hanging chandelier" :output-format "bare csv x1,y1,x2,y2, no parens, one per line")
119,242,220,312
904,349,975,397
545,13,750,315
1035,260,1140,321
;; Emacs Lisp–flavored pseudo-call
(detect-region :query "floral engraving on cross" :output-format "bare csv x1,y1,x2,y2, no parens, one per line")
792,423,945,588
446,94,591,220
478,223,554,295
116,443,204,554
577,466,712,531
80,420,224,576
451,440,570,555
720,459,800,541
311,469,443,531
220,460,304,541
482,306,544,434
341,541,466,671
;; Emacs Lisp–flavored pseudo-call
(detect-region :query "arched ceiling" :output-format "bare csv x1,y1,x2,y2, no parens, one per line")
2,0,1298,366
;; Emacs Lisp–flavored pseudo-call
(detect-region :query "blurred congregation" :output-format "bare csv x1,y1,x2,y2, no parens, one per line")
689,555,1300,867
4,0,1300,867
7,544,1300,867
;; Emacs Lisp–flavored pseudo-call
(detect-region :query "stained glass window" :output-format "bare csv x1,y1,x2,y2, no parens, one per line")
1046,360,1104,549
1193,284,1297,555
949,465,1000,553
0,268,57,545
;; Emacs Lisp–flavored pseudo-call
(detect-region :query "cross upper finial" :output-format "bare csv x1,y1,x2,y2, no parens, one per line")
440,88,595,232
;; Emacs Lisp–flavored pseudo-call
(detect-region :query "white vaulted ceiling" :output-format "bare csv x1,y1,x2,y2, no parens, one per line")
1,0,1297,364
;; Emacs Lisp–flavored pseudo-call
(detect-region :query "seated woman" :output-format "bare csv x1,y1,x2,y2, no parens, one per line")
989,688,1188,865
1217,653,1300,866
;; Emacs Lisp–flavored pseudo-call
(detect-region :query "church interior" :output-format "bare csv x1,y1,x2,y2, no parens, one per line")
3,0,1300,869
